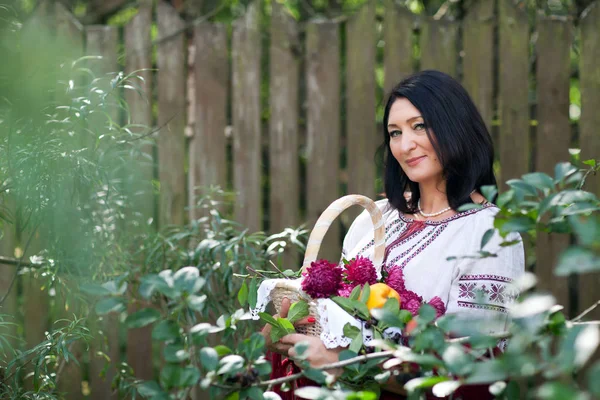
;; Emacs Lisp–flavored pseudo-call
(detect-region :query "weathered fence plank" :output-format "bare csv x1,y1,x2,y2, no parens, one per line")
86,23,121,400
190,22,228,220
269,1,299,259
462,0,494,131
383,0,414,95
346,0,376,211
232,3,262,233
578,2,600,320
124,0,155,383
498,0,530,188
157,0,187,227
420,18,458,77
535,16,572,315
306,20,341,262
0,199,18,357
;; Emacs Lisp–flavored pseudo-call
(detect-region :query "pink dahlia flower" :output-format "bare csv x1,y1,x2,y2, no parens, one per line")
344,256,378,286
400,290,423,316
301,259,343,298
337,282,356,298
385,265,405,293
428,296,446,318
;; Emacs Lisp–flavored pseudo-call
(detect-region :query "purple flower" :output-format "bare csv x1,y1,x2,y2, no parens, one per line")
301,259,343,298
428,296,446,318
385,265,406,294
400,290,423,316
345,256,378,286
337,282,356,298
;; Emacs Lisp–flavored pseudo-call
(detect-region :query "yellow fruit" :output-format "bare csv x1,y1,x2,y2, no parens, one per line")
364,283,401,311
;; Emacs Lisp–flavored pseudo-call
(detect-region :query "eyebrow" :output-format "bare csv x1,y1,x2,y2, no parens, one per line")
387,116,423,128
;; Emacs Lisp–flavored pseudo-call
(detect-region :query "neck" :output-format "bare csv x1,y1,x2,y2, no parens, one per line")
417,180,451,215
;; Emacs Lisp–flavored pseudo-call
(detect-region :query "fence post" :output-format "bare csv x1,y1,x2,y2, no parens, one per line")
269,1,300,267
462,0,494,132
85,23,121,400
498,0,530,189
346,0,377,220
535,16,572,316
232,2,262,233
306,19,341,262
124,0,155,384
157,0,187,228
189,22,228,221
383,0,414,96
420,17,458,78
578,2,600,320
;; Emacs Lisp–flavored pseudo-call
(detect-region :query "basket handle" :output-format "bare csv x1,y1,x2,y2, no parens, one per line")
301,195,385,273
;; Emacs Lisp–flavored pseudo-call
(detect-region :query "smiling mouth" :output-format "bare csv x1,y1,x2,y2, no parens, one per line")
406,156,426,166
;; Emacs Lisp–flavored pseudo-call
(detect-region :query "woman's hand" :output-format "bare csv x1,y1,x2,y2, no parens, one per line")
260,297,315,355
280,333,345,376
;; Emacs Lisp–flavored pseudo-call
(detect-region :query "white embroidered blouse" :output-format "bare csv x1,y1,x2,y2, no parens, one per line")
253,198,525,349
343,199,525,335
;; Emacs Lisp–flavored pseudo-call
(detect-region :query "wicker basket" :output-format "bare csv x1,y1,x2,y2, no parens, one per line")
270,194,386,337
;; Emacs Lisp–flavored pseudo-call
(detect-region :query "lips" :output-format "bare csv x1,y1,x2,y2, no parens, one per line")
405,156,426,167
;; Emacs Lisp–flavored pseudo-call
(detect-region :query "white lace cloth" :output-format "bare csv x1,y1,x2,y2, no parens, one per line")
251,278,378,349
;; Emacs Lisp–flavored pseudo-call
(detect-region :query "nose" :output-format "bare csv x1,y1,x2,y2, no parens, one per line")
399,133,417,154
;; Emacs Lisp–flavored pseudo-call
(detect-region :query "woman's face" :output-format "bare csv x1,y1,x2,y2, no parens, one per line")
387,97,444,185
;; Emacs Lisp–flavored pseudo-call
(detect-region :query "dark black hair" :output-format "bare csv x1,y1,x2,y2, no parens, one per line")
380,70,497,213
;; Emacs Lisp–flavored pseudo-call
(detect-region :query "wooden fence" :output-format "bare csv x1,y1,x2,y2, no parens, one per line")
1,0,599,398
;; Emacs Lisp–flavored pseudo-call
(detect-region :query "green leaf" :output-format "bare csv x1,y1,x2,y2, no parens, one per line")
458,203,483,212
152,320,180,342
480,229,495,250
159,365,200,389
95,297,126,315
405,376,450,392
536,382,582,400
583,159,597,167
331,296,356,314
277,317,296,334
200,347,219,371
302,367,327,384
214,345,232,357
244,387,264,400
173,266,205,294
383,297,400,313
259,313,278,327
238,280,248,307
555,247,600,276
136,381,167,398
506,179,538,197
349,285,362,300
554,162,578,183
522,172,555,192
349,332,363,354
217,355,245,375
187,294,207,312
343,323,361,339
480,185,498,202
287,301,310,324
587,361,600,396
370,308,403,328
248,278,258,309
496,190,514,208
499,216,536,234
569,215,600,247
360,283,370,304
270,326,286,343
125,308,161,329
464,360,507,384
418,304,436,324
79,283,112,296
163,344,189,363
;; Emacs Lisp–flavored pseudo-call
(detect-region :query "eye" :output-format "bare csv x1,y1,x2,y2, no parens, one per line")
389,130,402,138
413,122,426,131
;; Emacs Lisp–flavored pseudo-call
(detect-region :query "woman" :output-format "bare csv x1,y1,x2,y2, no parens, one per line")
263,70,525,398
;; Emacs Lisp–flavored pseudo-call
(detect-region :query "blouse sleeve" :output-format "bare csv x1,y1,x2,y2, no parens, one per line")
446,211,525,335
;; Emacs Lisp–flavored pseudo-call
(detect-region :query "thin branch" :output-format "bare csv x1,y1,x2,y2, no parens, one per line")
0,255,34,267
572,300,600,322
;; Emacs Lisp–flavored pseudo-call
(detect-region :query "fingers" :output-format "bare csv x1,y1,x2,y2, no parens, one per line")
293,316,316,327
280,333,310,345
279,297,291,318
